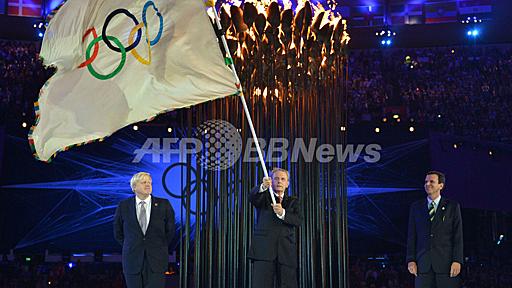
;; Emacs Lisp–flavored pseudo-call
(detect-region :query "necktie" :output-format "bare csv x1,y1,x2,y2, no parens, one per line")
276,195,283,204
139,201,147,234
429,202,435,222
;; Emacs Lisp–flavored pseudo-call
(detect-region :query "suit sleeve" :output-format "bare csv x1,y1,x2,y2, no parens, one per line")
165,199,176,246
452,203,464,264
282,198,302,227
406,204,416,264
113,203,124,245
249,185,268,208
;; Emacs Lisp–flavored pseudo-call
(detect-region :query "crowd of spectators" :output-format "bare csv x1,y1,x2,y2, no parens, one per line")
0,259,125,288
0,40,53,124
349,44,512,142
1,253,510,287
1,38,511,142
349,254,512,288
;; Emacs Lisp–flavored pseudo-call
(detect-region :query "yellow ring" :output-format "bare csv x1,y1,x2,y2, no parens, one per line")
128,22,151,65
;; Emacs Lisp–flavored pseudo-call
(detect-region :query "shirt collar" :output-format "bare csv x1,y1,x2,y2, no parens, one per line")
136,195,151,205
427,195,441,207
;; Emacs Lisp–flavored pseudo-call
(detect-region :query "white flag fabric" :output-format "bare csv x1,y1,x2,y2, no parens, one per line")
29,0,238,161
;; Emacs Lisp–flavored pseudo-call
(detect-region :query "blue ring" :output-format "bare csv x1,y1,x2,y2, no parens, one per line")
142,1,164,46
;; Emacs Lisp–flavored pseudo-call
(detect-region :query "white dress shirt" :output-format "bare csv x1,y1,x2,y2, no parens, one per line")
136,195,152,229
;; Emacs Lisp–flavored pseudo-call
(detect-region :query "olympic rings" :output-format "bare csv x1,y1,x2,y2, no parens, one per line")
78,28,99,68
129,23,151,65
86,35,126,80
78,0,164,80
142,1,164,46
102,9,142,53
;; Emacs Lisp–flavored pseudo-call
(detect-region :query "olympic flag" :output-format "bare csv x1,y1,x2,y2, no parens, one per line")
29,0,239,161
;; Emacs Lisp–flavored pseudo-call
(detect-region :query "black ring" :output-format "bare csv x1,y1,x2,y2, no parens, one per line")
162,163,199,199
102,8,142,53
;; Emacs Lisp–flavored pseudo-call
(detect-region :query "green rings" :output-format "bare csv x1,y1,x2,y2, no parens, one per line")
86,35,126,80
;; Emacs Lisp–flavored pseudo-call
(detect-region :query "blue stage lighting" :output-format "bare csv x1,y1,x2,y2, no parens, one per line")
68,262,75,269
38,32,44,38
467,29,479,37
381,40,386,45
386,39,391,45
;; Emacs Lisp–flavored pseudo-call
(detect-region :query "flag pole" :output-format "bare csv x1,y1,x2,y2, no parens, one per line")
209,3,277,205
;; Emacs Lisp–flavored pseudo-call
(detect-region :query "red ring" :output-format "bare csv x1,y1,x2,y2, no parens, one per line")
78,28,99,68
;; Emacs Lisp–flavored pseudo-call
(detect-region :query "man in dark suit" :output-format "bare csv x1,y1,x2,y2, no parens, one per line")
248,168,302,288
114,172,175,288
407,171,463,288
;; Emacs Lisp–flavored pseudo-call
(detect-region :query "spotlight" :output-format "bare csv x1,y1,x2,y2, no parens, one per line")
340,126,346,131
409,126,415,132
392,114,399,119
376,27,396,46
497,234,504,245
375,127,381,133
489,150,493,156
68,262,75,269
382,117,387,123
133,125,138,131
453,144,458,149
167,127,173,133
34,21,47,39
467,29,479,37
22,122,27,128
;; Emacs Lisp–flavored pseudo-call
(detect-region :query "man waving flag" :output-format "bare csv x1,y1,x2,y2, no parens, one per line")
29,0,239,161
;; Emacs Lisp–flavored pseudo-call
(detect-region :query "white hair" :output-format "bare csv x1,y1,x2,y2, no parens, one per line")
270,168,289,179
130,172,152,192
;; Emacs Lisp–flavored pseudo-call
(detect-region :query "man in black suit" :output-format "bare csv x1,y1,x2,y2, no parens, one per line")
248,168,302,288
114,172,175,288
407,171,463,288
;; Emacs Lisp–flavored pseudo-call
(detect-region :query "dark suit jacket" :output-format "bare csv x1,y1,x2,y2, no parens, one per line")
406,197,463,274
248,186,302,267
114,196,175,274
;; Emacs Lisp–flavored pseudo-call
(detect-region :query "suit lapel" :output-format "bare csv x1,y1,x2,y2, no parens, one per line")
281,195,287,208
130,197,145,235
432,198,447,229
147,197,158,232
421,199,429,222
